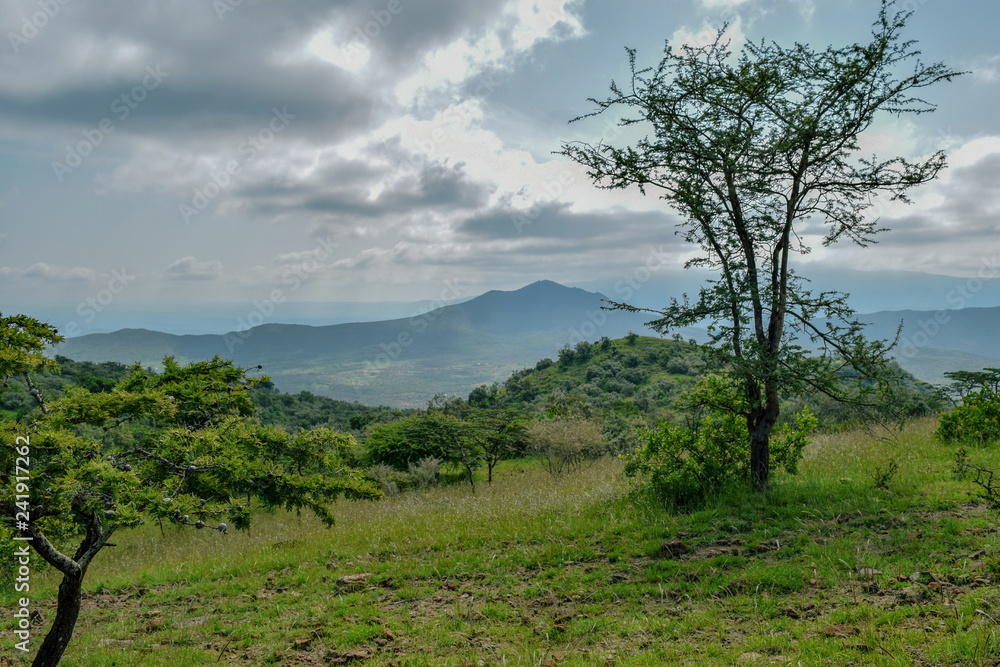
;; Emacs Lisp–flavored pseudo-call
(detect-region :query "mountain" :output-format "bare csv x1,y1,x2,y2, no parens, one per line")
51,281,674,407
49,279,999,404
856,306,1000,386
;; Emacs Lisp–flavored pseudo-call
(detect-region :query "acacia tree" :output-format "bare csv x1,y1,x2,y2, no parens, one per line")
0,314,379,667
559,1,961,489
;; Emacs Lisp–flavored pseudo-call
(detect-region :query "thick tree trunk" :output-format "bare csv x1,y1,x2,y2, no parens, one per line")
32,571,85,667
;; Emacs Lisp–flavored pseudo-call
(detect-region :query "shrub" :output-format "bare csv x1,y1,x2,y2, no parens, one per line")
527,417,606,475
364,412,466,469
366,464,413,495
624,407,816,506
408,456,443,489
937,387,1000,446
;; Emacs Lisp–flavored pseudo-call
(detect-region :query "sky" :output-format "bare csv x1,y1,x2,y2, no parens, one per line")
1,0,999,335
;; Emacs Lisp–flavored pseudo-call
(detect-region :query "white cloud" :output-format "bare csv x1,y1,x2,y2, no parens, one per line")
670,15,745,51
165,257,223,281
16,263,95,281
394,0,585,105
970,54,1000,83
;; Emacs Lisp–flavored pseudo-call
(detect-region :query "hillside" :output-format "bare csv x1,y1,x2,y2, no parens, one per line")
45,281,1000,407
476,335,708,419
7,419,1000,665
466,335,940,435
50,281,661,407
0,355,406,433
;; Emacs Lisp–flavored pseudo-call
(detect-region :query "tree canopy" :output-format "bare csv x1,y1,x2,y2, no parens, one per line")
559,0,962,488
0,313,379,666
561,0,959,487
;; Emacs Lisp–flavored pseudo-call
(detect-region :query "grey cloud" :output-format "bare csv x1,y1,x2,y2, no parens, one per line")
240,157,489,220
458,202,683,245
880,152,1000,247
0,0,517,142
378,162,492,210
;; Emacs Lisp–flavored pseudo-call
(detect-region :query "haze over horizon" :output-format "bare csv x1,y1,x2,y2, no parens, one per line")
2,0,999,337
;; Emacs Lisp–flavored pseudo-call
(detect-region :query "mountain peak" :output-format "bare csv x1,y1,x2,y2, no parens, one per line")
513,280,607,300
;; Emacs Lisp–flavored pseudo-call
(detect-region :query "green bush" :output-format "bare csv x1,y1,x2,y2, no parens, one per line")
937,388,1000,446
624,406,816,506
364,412,463,469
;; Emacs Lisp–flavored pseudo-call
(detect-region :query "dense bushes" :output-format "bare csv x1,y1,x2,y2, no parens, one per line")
365,412,464,469
624,378,817,505
937,387,1000,446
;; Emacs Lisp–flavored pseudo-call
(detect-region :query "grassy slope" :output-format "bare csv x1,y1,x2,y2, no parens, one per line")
5,418,1000,665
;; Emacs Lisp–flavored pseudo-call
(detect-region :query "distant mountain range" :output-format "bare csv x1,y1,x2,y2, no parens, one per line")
859,307,1000,385
49,280,1000,405
16,267,1000,337
51,281,675,407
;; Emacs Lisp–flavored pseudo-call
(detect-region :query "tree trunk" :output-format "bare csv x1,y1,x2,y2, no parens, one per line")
26,515,114,667
32,571,85,667
750,389,781,490
749,420,771,491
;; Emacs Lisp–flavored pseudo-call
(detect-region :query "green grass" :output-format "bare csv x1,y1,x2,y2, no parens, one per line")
5,418,1000,665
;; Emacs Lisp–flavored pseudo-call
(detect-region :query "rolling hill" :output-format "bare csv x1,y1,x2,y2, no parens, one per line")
51,281,668,407
48,281,1000,405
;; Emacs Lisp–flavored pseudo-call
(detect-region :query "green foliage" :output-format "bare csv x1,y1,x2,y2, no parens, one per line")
937,387,1000,447
941,368,1000,404
780,367,942,433
2,355,380,537
559,1,961,488
362,398,527,490
625,413,746,506
251,380,408,433
624,378,817,505
364,413,456,470
490,335,706,419
0,315,382,665
0,313,63,377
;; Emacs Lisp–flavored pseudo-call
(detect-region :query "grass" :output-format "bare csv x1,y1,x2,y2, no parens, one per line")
5,417,1000,665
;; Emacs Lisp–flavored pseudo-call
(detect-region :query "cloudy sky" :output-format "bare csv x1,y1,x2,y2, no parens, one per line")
1,0,998,334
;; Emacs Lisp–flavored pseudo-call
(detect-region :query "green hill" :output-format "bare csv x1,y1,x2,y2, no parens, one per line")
472,334,941,432
474,334,707,418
